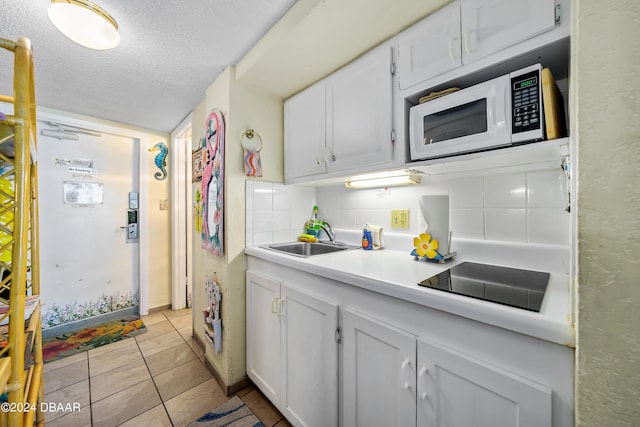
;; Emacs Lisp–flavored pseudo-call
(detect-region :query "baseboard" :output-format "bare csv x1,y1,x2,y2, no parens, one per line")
193,333,251,396
148,304,171,314
193,329,206,352
42,306,139,339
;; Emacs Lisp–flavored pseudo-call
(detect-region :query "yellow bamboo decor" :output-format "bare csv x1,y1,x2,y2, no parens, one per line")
0,36,43,427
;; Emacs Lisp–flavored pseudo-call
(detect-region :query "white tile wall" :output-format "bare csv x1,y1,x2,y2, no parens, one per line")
245,181,316,246
245,167,570,248
316,185,432,235
449,168,569,245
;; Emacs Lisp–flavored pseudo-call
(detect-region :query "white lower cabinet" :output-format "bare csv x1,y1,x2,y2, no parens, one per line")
246,257,572,427
417,339,552,427
343,309,552,427
246,271,339,427
343,309,417,427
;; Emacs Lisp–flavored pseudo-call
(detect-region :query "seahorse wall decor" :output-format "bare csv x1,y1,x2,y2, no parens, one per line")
149,142,168,180
201,109,225,256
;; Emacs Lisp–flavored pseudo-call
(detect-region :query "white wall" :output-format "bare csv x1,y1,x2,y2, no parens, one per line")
192,66,285,389
573,1,640,425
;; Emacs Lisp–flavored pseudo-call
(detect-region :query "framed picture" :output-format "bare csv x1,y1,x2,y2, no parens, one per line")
192,147,204,182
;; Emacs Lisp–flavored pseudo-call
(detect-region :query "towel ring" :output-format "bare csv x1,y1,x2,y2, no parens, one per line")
241,129,263,152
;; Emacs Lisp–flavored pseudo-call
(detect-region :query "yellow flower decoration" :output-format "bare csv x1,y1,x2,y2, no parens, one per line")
413,233,439,259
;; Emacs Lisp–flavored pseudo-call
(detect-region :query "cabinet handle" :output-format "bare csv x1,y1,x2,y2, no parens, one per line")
271,297,279,314
278,298,285,317
317,148,326,165
418,366,429,400
401,358,411,391
449,35,460,60
464,28,476,54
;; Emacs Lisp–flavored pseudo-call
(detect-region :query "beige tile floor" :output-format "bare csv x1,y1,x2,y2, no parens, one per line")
43,308,291,427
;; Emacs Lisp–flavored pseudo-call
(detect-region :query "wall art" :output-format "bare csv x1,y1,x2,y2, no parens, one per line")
201,109,225,255
192,147,204,182
149,142,168,181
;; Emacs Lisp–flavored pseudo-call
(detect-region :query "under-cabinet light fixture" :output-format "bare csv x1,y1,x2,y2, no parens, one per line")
344,170,421,189
48,0,120,50
41,129,80,141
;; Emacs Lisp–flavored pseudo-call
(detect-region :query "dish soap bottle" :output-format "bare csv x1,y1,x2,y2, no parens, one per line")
305,205,321,238
362,226,373,250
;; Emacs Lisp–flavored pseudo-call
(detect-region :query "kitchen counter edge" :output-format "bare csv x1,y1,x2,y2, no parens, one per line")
244,246,575,348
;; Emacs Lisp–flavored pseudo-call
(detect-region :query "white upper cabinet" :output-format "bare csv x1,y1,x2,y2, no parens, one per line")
327,46,394,172
398,5,462,89
398,0,558,90
284,83,327,181
284,45,394,183
461,0,556,65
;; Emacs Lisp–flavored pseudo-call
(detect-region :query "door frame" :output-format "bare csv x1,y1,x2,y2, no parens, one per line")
170,114,193,310
37,109,151,315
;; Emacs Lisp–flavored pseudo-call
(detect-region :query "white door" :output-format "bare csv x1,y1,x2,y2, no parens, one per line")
460,0,556,64
417,338,552,427
38,128,140,327
397,5,462,89
343,309,416,427
327,46,393,172
281,285,338,427
246,271,281,405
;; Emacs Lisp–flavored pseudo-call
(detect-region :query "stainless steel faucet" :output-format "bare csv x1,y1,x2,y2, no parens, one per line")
317,221,336,243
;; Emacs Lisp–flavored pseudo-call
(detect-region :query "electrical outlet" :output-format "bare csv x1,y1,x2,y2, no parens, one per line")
391,209,410,228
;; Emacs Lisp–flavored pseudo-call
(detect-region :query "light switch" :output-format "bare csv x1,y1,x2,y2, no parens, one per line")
391,209,410,228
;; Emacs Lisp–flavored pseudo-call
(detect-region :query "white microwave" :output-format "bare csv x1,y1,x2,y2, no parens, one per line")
409,64,546,161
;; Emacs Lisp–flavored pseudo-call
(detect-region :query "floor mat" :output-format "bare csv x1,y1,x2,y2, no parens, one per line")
187,396,265,427
42,315,146,363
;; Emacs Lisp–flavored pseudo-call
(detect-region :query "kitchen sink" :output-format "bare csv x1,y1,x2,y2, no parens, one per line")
262,241,359,257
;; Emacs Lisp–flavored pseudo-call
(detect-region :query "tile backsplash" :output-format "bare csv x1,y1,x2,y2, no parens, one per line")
449,169,569,245
245,181,316,247
245,166,570,247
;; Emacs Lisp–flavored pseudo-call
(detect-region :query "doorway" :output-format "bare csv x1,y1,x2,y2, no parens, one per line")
171,115,193,310
38,123,142,328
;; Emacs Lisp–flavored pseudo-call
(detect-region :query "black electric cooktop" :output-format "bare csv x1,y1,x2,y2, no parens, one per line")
418,262,550,312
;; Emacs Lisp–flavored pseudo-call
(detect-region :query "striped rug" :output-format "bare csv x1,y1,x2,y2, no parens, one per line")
188,396,265,427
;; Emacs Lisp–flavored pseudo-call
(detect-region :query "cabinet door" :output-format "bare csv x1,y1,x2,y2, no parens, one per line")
461,0,556,65
284,83,327,181
246,271,281,405
397,5,462,89
327,46,393,172
280,285,339,427
343,309,416,427
417,339,552,427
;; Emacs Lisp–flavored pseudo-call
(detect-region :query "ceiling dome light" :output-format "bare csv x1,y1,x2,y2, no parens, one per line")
48,0,120,50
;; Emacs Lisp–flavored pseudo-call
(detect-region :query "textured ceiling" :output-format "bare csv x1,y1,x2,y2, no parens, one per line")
0,0,297,132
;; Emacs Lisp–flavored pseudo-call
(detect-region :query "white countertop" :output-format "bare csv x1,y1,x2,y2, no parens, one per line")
245,245,575,347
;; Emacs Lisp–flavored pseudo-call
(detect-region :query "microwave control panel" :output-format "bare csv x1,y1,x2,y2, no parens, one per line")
510,65,544,142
